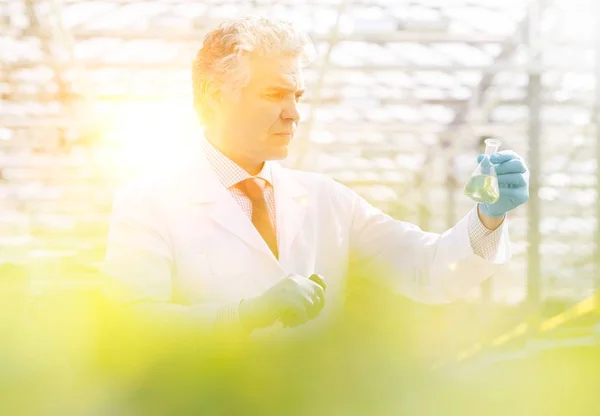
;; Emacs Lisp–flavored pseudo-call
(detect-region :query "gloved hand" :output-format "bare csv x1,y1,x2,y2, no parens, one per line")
239,274,326,331
476,150,530,218
280,274,327,327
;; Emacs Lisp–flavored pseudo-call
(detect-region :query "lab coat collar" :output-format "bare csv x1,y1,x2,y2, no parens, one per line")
184,146,308,265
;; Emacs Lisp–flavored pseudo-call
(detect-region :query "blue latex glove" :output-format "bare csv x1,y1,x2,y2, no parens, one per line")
476,150,530,218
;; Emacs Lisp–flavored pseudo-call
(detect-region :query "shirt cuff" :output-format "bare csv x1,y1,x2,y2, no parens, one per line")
214,301,243,332
468,207,505,261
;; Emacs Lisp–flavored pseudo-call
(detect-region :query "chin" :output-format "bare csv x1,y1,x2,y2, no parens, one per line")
265,145,289,161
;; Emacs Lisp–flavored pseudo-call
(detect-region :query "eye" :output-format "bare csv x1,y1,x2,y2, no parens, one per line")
295,93,304,102
267,92,285,100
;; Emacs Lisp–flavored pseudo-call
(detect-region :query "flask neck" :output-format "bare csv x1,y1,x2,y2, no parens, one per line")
484,144,500,156
483,139,501,156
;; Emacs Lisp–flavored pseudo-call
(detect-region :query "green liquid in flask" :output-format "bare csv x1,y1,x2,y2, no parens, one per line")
464,174,500,204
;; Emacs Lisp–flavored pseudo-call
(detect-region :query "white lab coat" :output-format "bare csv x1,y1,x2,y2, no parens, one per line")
103,149,511,330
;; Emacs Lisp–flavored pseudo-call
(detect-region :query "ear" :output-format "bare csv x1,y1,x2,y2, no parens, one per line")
194,88,222,125
204,88,222,110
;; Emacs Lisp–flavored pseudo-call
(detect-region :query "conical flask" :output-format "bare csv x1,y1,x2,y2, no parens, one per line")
464,138,501,204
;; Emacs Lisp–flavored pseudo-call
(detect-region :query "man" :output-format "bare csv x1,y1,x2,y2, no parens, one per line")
103,16,529,335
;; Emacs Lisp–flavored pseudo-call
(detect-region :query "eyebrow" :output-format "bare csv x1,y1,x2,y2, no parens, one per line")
264,85,305,94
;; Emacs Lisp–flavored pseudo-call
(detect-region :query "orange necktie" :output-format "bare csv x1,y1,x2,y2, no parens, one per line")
237,178,278,259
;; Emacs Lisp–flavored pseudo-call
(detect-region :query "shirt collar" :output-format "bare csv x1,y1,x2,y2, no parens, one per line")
201,136,273,189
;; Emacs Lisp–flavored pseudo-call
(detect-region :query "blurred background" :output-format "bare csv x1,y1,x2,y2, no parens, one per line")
1,0,600,414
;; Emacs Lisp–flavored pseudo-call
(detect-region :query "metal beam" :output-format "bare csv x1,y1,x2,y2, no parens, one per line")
444,154,459,233
23,0,69,102
292,0,347,170
526,1,543,310
595,0,600,291
1,92,596,108
443,16,527,135
5,61,597,73
4,28,514,44
0,118,589,135
415,145,435,230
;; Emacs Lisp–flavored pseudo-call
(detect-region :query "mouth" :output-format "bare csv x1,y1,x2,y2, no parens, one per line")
272,133,293,141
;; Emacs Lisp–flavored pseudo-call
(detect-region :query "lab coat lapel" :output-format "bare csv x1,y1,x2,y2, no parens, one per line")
272,163,308,268
186,153,274,258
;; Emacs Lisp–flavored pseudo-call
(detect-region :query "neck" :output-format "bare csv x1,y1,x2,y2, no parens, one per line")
204,129,264,176
235,159,264,177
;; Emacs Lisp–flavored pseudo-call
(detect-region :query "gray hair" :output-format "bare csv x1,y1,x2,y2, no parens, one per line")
192,16,316,124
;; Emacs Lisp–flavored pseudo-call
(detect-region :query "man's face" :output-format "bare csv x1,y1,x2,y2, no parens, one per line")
210,54,305,165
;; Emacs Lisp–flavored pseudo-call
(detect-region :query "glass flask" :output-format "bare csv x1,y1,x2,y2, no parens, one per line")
464,138,501,204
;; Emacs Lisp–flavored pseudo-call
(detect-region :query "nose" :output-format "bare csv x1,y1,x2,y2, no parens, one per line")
281,97,301,124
